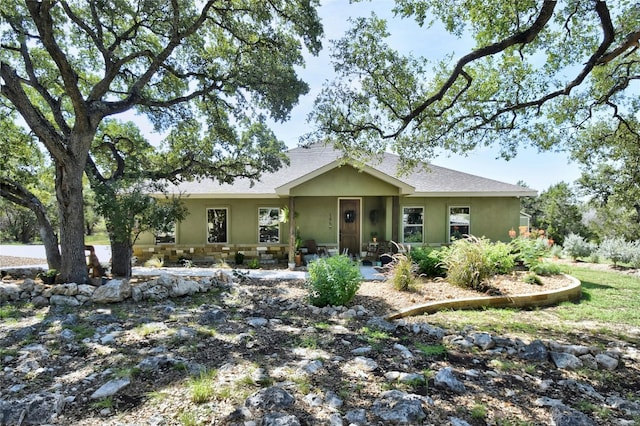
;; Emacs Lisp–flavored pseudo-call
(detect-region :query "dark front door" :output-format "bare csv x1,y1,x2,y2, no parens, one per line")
339,199,360,257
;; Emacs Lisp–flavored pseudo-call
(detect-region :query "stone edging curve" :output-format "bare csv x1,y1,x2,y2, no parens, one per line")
385,274,582,321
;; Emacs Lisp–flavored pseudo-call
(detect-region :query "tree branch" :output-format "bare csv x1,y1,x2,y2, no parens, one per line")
399,1,557,136
0,63,67,159
25,1,90,132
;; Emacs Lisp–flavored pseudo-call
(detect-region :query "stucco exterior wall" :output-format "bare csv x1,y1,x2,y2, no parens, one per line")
133,166,523,263
400,197,520,246
291,165,400,197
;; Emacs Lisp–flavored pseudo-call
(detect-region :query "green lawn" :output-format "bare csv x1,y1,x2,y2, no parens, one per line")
424,265,640,344
84,233,110,245
555,266,640,326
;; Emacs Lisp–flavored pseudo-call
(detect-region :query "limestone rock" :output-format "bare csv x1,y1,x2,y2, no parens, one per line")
0,283,21,301
51,283,78,296
471,332,495,350
0,392,65,425
91,279,131,303
262,412,300,426
371,390,427,424
31,295,49,307
145,285,169,301
169,278,201,297
434,367,466,394
551,405,596,426
595,353,619,370
550,351,583,370
520,339,548,361
49,295,81,306
90,377,131,399
366,317,398,332
199,308,227,325
245,387,294,411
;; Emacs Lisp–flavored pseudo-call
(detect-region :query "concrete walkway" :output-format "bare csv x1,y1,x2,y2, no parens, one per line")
0,245,386,281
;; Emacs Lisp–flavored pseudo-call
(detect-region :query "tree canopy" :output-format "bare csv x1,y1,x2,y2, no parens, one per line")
1,0,322,282
307,0,640,170
572,117,640,216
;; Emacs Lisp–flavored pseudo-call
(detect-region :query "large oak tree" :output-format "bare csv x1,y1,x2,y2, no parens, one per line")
0,113,61,269
308,1,639,171
1,0,322,282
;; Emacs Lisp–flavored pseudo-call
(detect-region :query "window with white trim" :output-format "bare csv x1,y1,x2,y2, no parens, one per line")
207,208,228,243
449,206,470,241
258,207,280,243
402,207,424,243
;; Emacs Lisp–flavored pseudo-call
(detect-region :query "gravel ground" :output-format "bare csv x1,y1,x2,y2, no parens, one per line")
2,270,638,425
0,255,48,268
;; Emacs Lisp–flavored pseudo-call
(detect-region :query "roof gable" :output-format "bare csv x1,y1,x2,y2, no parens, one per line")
276,160,414,196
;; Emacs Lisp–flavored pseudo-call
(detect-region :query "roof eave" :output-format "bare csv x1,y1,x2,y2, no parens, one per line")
410,191,538,198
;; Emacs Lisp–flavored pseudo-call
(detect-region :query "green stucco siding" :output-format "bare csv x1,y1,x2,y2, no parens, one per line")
400,197,520,245
291,166,399,197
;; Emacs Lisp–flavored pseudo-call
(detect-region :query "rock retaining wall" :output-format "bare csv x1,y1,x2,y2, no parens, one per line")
0,270,233,307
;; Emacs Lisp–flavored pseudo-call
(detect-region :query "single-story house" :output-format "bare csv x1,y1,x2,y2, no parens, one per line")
134,144,537,265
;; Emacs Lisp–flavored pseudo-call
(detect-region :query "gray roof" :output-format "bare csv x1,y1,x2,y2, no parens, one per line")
170,143,537,198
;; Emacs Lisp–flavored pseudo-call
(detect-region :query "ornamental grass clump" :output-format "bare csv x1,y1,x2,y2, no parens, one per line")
440,236,494,290
384,241,420,291
306,255,362,307
387,252,419,292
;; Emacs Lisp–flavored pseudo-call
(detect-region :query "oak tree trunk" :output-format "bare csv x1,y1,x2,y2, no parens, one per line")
35,209,61,271
55,161,88,283
110,239,132,278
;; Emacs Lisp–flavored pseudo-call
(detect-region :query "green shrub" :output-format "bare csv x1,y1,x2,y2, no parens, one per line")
530,261,561,276
485,241,516,274
523,272,542,285
410,247,446,278
510,235,549,269
247,258,260,269
441,236,493,290
630,242,640,268
306,255,362,307
549,244,563,259
597,237,634,266
562,233,596,261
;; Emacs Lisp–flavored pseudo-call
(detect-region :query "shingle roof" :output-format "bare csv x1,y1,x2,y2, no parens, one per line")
169,143,537,198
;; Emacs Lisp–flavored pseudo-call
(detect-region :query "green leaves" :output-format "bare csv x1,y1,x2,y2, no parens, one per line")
306,255,363,307
308,1,640,173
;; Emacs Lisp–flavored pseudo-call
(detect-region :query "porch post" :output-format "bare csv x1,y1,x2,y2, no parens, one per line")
288,196,296,264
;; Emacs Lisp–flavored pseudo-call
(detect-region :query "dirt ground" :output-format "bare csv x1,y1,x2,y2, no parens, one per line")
1,256,639,425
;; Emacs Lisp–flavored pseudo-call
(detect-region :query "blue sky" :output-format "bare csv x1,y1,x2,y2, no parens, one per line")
267,0,583,193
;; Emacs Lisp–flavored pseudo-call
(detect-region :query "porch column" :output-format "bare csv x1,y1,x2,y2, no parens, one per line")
288,196,296,264
385,197,402,242
385,196,396,242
